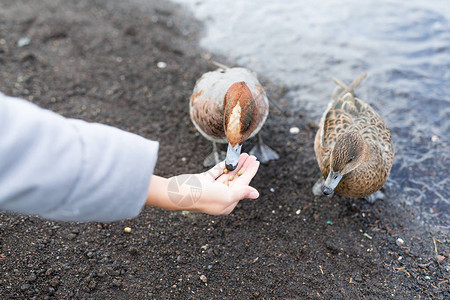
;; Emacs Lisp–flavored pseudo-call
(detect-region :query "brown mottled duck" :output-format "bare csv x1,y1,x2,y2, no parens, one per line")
314,73,394,199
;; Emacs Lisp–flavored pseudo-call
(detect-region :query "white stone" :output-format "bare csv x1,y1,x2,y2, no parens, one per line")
157,61,167,69
17,37,30,47
289,127,300,134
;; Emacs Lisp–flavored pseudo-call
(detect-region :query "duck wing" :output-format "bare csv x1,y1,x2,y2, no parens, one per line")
352,97,394,164
319,73,368,149
190,69,231,141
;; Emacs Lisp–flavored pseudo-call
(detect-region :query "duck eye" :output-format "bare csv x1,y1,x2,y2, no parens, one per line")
348,156,355,163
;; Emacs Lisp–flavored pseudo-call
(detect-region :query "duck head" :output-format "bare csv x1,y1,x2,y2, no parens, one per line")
323,131,369,195
223,82,257,170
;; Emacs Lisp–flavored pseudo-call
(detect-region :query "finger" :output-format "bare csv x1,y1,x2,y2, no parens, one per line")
204,153,250,180
232,186,260,202
233,156,260,185
220,185,259,214
231,153,250,174
216,153,250,181
235,154,257,176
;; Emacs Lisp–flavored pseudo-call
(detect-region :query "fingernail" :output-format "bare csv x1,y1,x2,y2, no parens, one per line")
248,190,259,199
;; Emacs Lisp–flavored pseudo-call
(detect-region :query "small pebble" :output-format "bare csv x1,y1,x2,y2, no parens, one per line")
49,277,60,287
157,61,167,69
270,187,275,193
88,280,96,290
354,274,363,282
128,246,138,255
425,276,431,280
327,221,333,225
396,238,404,246
27,273,37,282
295,209,301,215
124,227,132,233
363,233,372,240
17,37,30,47
436,254,445,262
431,135,439,142
112,279,122,287
199,275,207,283
289,127,300,134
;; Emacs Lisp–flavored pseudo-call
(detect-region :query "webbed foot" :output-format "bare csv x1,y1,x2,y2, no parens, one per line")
364,190,385,203
249,134,279,163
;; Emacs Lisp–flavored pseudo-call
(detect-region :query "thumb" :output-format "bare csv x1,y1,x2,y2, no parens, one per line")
233,186,259,200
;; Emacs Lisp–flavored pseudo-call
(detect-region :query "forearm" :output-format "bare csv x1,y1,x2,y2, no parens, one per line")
0,92,159,222
145,175,180,211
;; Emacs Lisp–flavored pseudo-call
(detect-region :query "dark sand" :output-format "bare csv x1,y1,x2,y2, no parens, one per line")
0,0,448,298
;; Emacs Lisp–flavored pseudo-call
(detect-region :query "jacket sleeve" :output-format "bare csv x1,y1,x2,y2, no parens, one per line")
0,92,159,222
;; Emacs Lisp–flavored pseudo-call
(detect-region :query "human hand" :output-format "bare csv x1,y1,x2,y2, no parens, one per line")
145,154,260,215
189,153,260,215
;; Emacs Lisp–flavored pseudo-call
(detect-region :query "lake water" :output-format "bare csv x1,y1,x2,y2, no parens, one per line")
172,0,450,230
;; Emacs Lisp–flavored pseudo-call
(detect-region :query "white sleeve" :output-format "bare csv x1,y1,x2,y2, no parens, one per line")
0,92,159,222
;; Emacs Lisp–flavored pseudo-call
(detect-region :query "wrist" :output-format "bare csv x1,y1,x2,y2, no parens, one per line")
145,175,177,210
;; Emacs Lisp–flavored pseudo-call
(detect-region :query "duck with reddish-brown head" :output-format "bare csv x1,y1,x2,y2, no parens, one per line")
190,65,278,170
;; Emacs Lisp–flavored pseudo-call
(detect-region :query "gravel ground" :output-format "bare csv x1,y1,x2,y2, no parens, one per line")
0,0,448,298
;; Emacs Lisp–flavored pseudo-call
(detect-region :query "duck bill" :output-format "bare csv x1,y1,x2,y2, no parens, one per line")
322,170,342,195
225,143,242,171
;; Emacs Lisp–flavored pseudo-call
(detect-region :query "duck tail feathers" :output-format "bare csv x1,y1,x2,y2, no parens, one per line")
210,61,230,70
333,72,367,95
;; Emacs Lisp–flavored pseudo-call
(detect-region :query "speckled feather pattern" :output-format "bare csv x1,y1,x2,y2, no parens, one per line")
314,76,394,198
189,67,269,143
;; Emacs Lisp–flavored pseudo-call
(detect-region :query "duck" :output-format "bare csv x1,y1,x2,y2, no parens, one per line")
190,64,279,170
313,73,394,198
